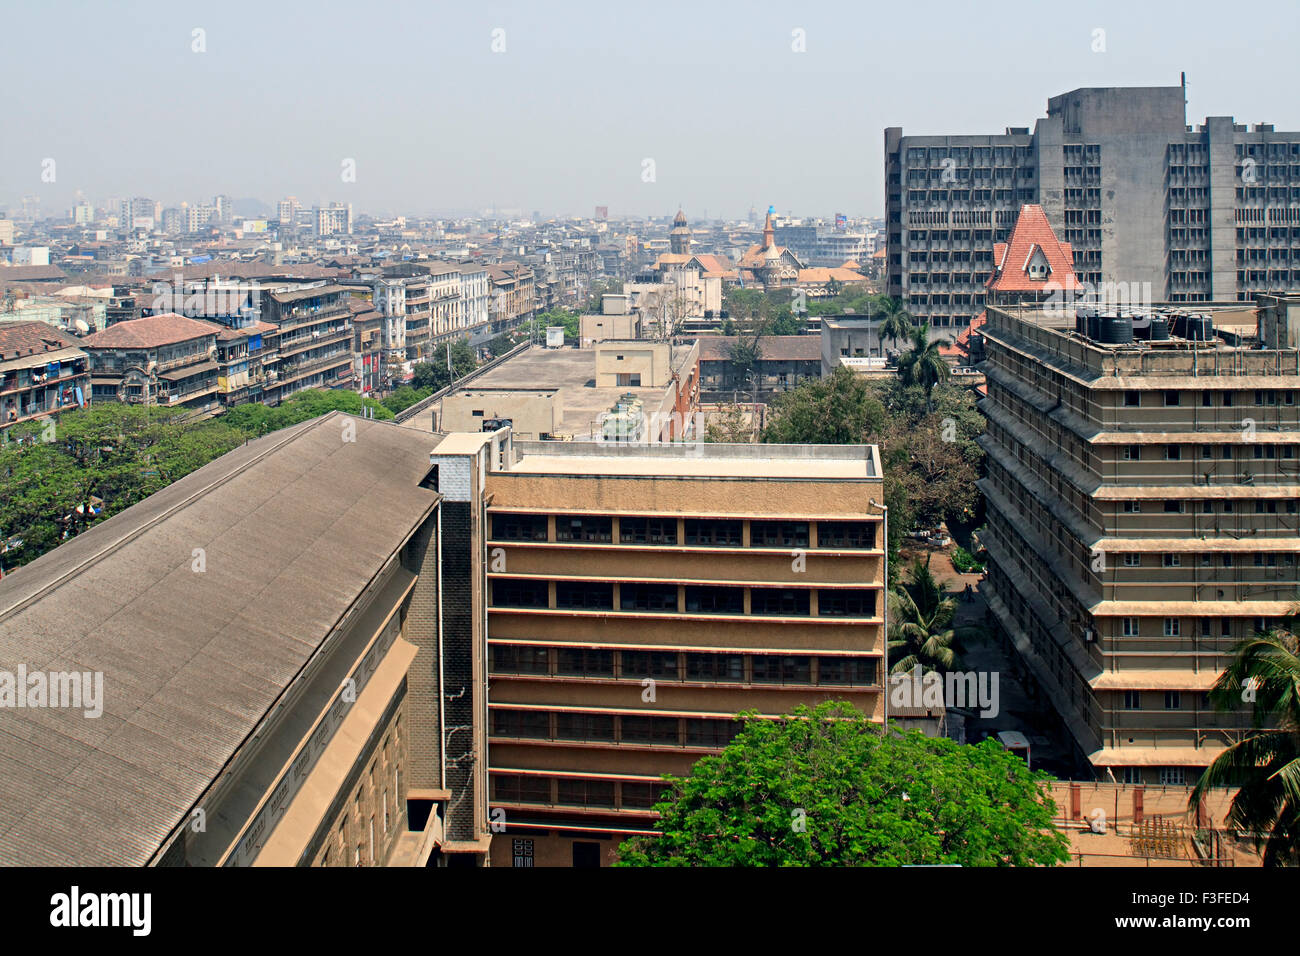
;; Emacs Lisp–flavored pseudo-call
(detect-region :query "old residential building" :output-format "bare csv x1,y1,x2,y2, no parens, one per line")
886,83,1300,336
260,284,355,402
978,301,1300,783
0,321,90,431
82,312,222,413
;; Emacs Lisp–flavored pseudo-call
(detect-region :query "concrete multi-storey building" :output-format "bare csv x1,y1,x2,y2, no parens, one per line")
456,262,491,343
259,284,355,401
422,432,887,866
314,202,353,237
487,262,536,335
886,83,1300,337
978,300,1300,784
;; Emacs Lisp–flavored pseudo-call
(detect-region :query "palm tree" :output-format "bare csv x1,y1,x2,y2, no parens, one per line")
1189,611,1300,866
888,556,961,675
898,322,951,413
875,296,912,351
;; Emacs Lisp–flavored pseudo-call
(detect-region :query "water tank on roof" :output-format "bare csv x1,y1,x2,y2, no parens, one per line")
1075,307,1094,337
1183,313,1213,342
1099,315,1133,344
1149,315,1171,340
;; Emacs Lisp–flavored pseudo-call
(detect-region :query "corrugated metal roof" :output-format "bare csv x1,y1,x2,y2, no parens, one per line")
0,412,439,865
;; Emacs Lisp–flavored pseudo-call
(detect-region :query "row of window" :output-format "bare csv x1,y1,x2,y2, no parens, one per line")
492,773,669,810
491,645,880,686
491,711,746,750
491,581,879,617
1121,498,1298,515
1121,444,1300,462
1119,616,1289,638
1123,389,1297,408
1119,690,1201,710
1121,551,1298,568
490,515,877,549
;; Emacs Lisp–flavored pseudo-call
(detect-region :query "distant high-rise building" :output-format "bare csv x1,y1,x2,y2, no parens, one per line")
313,202,353,237
119,196,158,232
886,83,1300,337
277,195,301,230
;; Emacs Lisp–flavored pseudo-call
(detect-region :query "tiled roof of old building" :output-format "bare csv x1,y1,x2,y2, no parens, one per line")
81,313,223,349
986,204,1080,293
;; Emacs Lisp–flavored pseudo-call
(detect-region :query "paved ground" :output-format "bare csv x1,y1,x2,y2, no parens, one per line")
902,543,1086,781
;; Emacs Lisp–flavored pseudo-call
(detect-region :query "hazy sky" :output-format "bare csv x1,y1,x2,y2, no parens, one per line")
3,0,1298,221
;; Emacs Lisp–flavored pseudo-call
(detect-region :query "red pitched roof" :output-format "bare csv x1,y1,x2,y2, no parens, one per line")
986,204,1080,293
82,313,223,349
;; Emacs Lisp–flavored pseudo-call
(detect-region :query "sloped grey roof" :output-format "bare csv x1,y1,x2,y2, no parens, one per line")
0,412,439,865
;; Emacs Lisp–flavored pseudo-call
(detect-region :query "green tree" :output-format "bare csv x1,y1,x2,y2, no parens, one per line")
410,339,478,392
0,390,393,571
897,322,951,412
876,296,913,349
381,386,433,415
889,556,962,674
616,701,1069,866
762,365,885,445
1190,614,1300,866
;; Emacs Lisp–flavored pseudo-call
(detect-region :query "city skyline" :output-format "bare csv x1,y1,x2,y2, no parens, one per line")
4,0,1299,219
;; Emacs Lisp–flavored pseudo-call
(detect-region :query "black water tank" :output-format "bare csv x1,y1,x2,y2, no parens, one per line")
1087,311,1102,340
1076,308,1097,338
1149,315,1171,340
1184,313,1213,341
1099,315,1133,344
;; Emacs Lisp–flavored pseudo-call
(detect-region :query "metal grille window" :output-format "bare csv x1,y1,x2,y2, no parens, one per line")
555,648,614,677
816,657,878,686
817,589,877,617
620,716,680,745
685,718,744,748
555,581,614,610
684,519,742,546
751,588,811,616
619,516,677,545
555,515,613,542
751,655,812,684
491,644,550,675
621,782,664,809
620,582,678,612
493,774,551,804
512,838,535,867
556,779,615,808
815,521,876,549
684,585,744,614
491,709,550,739
750,521,810,548
491,513,548,541
620,650,679,680
684,653,745,682
554,712,615,741
491,579,549,608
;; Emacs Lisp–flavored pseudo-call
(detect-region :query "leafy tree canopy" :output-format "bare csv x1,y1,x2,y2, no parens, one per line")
616,701,1069,867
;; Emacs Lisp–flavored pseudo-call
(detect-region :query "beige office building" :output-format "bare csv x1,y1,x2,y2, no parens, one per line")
424,432,887,866
979,301,1300,784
